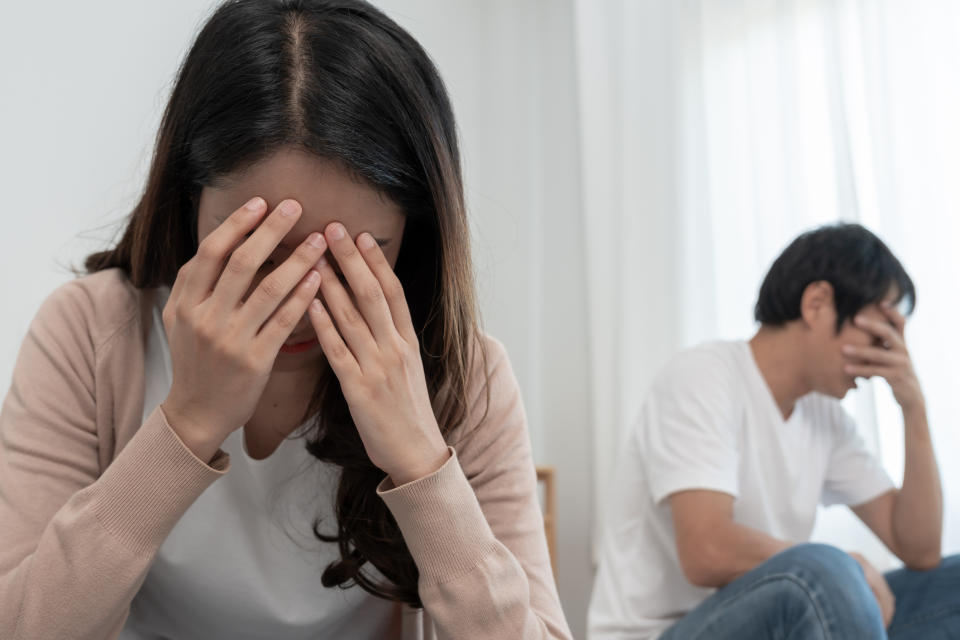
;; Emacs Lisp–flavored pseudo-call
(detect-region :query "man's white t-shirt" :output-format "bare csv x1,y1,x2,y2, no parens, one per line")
587,341,894,640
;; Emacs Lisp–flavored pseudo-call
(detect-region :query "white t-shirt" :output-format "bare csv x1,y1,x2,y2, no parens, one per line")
120,287,397,639
587,341,894,640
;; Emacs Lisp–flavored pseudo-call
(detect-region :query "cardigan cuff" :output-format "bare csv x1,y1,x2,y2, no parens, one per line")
377,446,498,581
89,404,229,554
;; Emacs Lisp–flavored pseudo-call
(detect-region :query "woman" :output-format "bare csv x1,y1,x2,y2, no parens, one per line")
0,1,571,638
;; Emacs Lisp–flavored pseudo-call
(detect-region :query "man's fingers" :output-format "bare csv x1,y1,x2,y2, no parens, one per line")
879,585,896,628
854,315,905,352
881,301,908,335
844,364,892,379
842,345,906,367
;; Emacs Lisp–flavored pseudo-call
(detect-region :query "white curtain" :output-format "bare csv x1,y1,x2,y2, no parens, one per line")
575,0,960,568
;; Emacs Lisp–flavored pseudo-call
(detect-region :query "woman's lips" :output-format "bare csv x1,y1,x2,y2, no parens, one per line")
279,336,319,354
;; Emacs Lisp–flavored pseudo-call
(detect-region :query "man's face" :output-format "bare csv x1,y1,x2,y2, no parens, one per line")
807,288,902,398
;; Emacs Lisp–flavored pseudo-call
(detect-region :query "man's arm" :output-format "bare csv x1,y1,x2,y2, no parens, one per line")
669,489,792,588
850,406,942,570
844,305,942,570
670,489,900,625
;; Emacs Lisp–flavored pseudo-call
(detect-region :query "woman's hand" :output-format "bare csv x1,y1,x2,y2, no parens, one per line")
308,222,450,485
842,303,925,416
161,197,327,463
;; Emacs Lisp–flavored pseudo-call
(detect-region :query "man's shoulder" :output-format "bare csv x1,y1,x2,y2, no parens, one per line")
654,340,747,388
639,341,750,428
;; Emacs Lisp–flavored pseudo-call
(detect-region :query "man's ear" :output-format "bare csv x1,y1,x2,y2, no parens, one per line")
799,280,834,327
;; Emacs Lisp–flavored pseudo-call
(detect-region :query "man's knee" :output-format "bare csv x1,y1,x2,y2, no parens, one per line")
771,543,860,577
936,553,960,572
765,543,872,603
757,545,884,635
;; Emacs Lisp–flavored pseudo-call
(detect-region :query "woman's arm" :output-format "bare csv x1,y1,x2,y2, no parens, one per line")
307,230,571,639
378,336,572,640
0,278,228,640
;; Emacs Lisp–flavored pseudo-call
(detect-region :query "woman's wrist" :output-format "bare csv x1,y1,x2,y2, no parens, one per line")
388,444,451,487
160,402,226,465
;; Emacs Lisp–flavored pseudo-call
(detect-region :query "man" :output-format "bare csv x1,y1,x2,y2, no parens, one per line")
588,223,958,639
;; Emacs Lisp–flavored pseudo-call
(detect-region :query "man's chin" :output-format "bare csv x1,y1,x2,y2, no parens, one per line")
834,377,859,399
818,381,854,400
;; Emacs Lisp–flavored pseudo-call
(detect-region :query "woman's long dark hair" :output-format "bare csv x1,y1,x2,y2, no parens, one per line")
84,0,484,607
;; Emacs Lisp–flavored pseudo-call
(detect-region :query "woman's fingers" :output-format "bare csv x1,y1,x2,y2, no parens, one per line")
239,230,328,330
356,232,417,342
255,268,323,356
308,296,362,380
315,255,379,362
208,199,304,309
181,196,268,306
323,222,396,341
163,259,191,335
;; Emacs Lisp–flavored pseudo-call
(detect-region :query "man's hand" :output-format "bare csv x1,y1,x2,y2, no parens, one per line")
849,551,896,628
843,302,924,416
846,301,943,570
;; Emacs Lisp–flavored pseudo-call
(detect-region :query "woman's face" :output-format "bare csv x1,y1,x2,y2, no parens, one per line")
196,147,406,372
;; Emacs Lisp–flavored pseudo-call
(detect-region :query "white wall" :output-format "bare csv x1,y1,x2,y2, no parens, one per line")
0,1,214,385
382,2,593,634
0,1,593,635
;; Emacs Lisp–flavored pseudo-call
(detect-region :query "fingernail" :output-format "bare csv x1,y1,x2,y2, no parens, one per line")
306,232,325,248
842,345,853,353
357,233,375,250
245,197,265,211
306,270,319,285
328,223,345,240
315,256,328,269
280,200,301,217
310,299,323,313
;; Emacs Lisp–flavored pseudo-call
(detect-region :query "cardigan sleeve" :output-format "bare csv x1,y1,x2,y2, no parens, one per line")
377,335,572,639
0,279,229,640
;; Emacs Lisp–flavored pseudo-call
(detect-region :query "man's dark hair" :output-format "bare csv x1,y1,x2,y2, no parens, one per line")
755,223,915,331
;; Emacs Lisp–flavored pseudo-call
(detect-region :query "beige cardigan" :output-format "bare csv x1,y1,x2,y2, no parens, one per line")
0,268,572,640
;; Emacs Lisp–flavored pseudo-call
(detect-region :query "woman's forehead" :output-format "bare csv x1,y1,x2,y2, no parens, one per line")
201,148,405,238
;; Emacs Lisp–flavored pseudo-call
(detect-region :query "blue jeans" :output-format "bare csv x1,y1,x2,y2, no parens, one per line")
660,543,960,639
